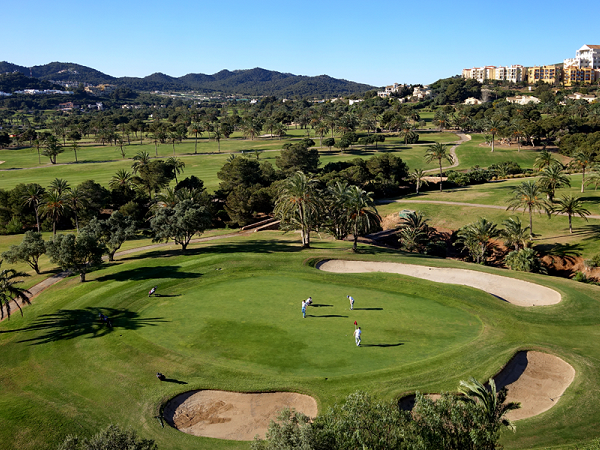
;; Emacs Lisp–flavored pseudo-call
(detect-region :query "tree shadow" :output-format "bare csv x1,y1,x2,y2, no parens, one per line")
118,240,306,262
534,242,583,260
0,307,167,345
361,342,404,347
96,266,202,282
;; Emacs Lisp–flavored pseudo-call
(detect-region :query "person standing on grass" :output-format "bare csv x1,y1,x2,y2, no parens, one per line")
305,297,312,306
348,295,355,310
149,286,157,297
354,327,362,346
302,300,307,318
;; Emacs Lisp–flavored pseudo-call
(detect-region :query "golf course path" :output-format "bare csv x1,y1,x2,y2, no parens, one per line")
316,259,561,307
423,132,470,173
0,230,252,322
378,199,600,220
164,390,318,441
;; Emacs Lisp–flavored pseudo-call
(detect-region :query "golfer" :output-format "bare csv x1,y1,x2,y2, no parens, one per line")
348,295,355,310
302,300,307,318
149,286,157,297
305,297,312,306
354,327,362,346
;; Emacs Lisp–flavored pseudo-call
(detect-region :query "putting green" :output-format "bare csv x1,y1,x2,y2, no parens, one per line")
135,275,482,377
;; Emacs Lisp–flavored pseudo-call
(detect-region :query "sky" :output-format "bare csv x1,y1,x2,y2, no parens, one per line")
4,0,600,87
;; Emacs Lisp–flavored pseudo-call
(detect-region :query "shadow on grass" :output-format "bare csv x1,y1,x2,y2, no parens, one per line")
152,294,182,298
0,307,167,345
118,240,306,262
353,307,383,311
307,314,348,318
361,342,404,347
163,378,188,385
310,304,333,307
96,266,202,282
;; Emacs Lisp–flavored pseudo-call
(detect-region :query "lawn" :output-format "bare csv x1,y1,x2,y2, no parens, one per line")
1,232,600,449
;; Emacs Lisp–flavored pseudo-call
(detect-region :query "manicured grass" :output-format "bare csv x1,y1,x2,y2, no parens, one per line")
0,131,459,192
1,232,600,449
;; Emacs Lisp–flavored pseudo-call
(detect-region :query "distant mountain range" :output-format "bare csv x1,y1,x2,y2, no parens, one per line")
0,61,376,97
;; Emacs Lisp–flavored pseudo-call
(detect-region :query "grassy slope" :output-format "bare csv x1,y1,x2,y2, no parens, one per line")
0,233,600,449
0,130,458,191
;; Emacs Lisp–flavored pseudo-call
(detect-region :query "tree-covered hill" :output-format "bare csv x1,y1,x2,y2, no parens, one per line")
0,62,376,97
0,73,65,93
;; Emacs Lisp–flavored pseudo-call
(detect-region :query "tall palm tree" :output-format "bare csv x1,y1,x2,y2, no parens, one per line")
274,172,322,248
325,181,351,240
459,377,521,449
483,118,504,152
569,148,596,193
457,217,500,264
553,195,591,233
533,149,558,171
49,178,71,196
0,261,31,320
40,190,68,237
424,143,454,192
314,121,329,147
22,184,46,232
538,164,570,202
506,180,551,237
274,122,287,141
166,157,185,185
344,186,380,252
66,187,88,232
409,168,429,194
501,217,530,251
109,169,134,191
131,150,151,174
188,122,203,154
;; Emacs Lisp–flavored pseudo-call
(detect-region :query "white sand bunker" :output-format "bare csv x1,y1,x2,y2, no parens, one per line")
164,390,318,441
399,351,574,420
317,260,561,307
496,351,575,420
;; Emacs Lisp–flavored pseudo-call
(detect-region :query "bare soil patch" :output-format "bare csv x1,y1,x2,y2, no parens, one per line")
316,259,561,306
164,390,317,441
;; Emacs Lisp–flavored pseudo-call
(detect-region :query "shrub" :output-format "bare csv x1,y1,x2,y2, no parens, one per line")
5,217,23,234
584,254,600,269
573,271,589,283
504,248,547,274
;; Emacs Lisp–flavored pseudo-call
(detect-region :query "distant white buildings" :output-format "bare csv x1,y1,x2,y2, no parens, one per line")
377,83,404,98
349,99,363,105
562,92,598,103
464,97,483,105
506,95,541,105
411,86,432,100
13,89,73,95
462,65,525,83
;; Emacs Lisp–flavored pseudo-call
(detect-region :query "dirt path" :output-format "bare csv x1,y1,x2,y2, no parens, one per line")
316,259,561,306
0,230,251,322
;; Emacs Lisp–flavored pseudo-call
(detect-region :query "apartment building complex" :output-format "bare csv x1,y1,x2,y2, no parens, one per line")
462,44,600,86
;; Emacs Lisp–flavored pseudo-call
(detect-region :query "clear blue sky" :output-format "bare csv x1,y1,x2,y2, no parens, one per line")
3,0,598,87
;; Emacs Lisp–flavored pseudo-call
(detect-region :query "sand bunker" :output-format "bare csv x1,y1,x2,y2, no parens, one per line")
399,351,574,420
496,351,575,420
164,390,318,441
317,260,561,307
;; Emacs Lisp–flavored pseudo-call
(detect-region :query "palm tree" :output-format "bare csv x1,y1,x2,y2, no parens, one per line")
274,172,322,248
188,122,203,154
49,178,71,196
40,190,68,237
66,187,88,232
409,168,429,194
553,195,591,233
0,261,31,320
344,186,380,252
314,121,329,147
325,181,351,240
506,180,551,237
459,377,521,449
501,217,530,251
22,184,46,232
569,148,596,193
398,211,430,253
166,157,185,185
424,143,454,192
212,129,223,153
274,122,287,141
538,164,570,202
482,118,504,152
131,151,151,174
533,149,558,171
109,169,134,191
457,218,500,264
